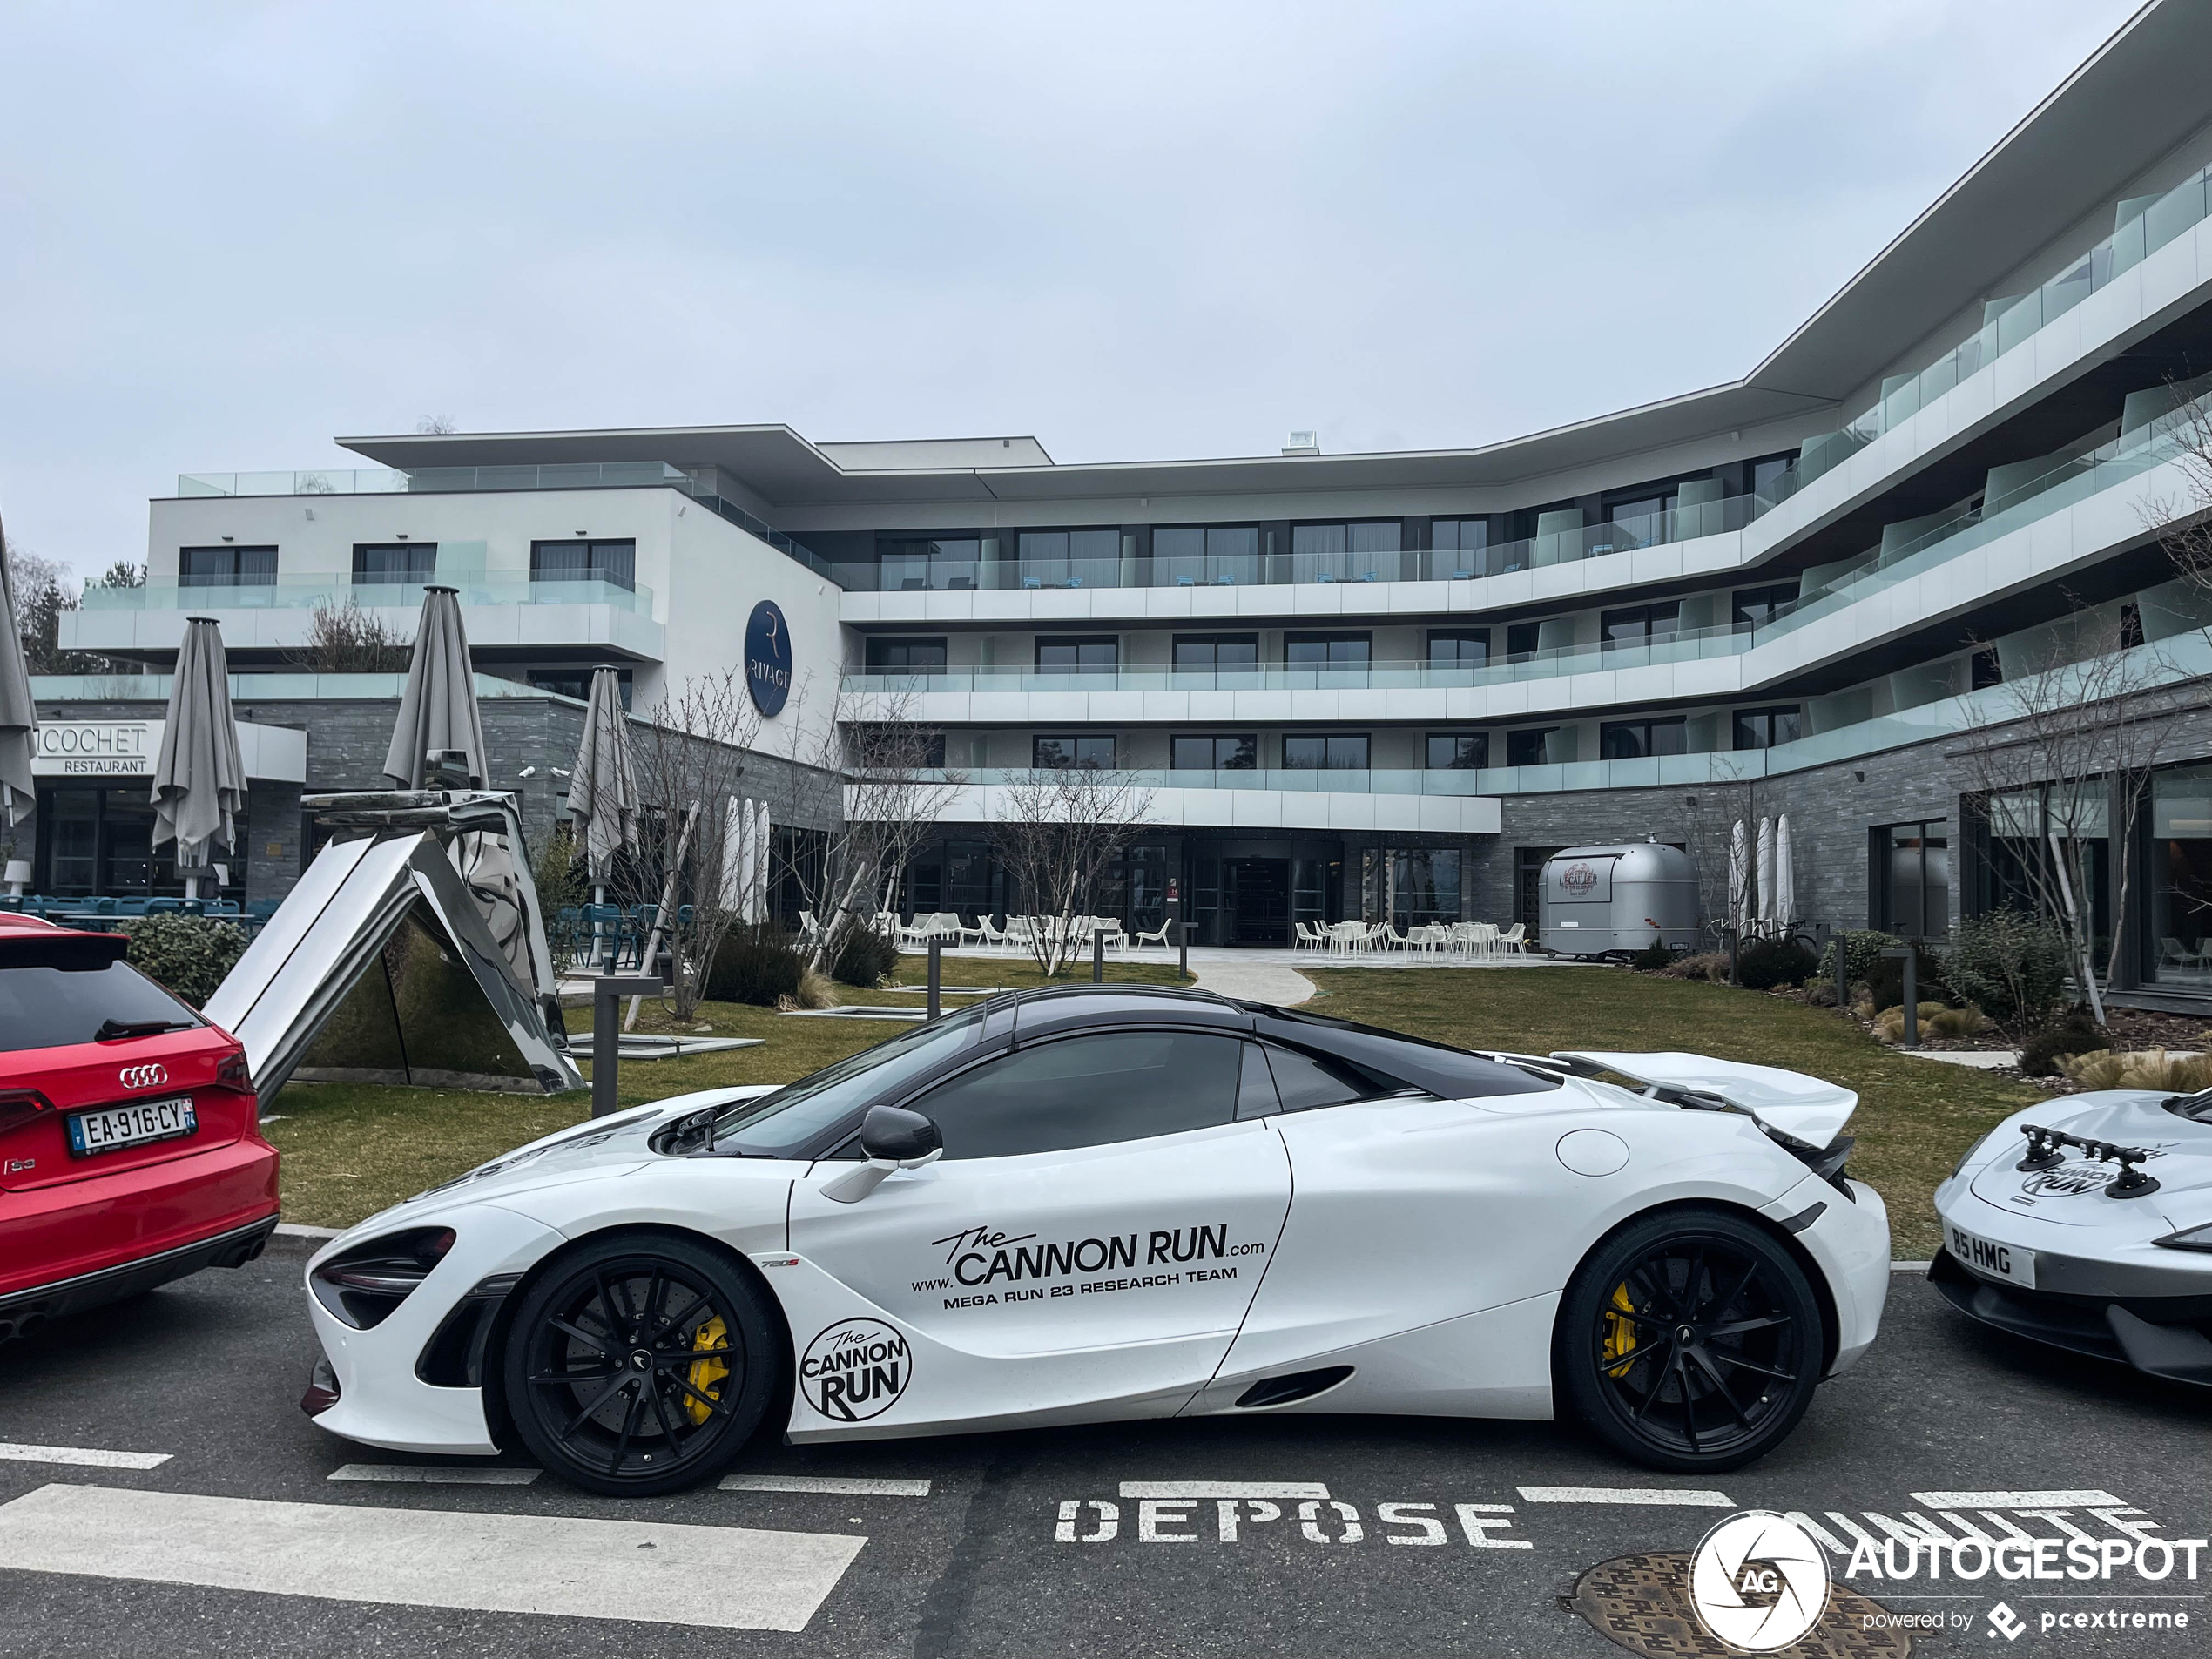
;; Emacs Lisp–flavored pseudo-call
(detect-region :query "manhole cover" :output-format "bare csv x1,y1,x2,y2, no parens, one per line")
1566,1552,1914,1658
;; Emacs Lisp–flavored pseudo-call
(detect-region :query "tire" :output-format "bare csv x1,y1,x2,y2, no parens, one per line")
502,1232,782,1496
1555,1206,1824,1474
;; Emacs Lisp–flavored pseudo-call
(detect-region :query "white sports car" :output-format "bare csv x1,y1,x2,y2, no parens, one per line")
300,988,1891,1494
1932,1087,2212,1385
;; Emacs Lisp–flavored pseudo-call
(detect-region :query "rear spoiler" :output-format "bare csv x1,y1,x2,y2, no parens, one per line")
0,931,129,969
1544,1049,1859,1150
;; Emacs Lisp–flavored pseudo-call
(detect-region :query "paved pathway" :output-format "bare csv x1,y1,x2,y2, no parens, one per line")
1186,954,1317,1006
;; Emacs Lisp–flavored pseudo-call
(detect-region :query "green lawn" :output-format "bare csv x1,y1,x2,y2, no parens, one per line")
265,952,1189,1229
1298,967,2050,1258
265,954,2040,1255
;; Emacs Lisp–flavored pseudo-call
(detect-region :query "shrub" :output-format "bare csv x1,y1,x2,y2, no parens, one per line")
1803,976,1838,1008
1825,929,1903,992
1662,950,1729,982
1943,908,2073,1035
2057,1048,2212,1092
1737,937,1818,990
831,927,900,988
1629,936,1674,972
705,926,804,1007
1874,1001,1990,1042
2019,1015,2108,1077
117,914,249,1008
1864,943,1947,1015
533,823,588,972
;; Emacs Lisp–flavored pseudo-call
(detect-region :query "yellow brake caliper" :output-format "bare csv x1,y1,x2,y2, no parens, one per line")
1602,1283,1640,1376
685,1316,731,1425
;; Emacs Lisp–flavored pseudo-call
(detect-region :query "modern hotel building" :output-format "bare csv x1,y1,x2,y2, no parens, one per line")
41,0,2212,1002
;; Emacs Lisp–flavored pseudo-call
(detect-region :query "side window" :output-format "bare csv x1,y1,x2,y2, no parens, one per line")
1236,1043,1279,1119
908,1031,1243,1159
1260,1044,1386,1112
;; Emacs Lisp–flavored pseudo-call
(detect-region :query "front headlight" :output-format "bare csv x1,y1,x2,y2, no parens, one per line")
1950,1124,2008,1180
310,1227,455,1328
2152,1222,2212,1254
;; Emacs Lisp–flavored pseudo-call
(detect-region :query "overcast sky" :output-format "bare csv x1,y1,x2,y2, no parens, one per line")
0,0,2146,577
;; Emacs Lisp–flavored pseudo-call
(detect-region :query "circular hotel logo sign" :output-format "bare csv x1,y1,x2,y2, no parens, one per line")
744,600,792,717
1687,1511,1831,1652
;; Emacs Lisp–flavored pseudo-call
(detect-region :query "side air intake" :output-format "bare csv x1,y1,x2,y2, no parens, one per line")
1235,1366,1354,1409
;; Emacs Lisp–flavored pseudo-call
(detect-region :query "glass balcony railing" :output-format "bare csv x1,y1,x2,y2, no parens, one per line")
30,671,585,703
78,575,656,616
1784,164,2212,496
909,766,1496,797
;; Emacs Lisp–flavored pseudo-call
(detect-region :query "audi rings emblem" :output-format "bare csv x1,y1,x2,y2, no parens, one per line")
118,1063,169,1090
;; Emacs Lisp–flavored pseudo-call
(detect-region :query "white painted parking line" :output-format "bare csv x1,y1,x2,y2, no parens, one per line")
1911,1488,2127,1509
0,1484,866,1631
1119,1481,1332,1500
1516,1486,1734,1507
327,1464,541,1486
0,1443,170,1470
720,1474,931,1497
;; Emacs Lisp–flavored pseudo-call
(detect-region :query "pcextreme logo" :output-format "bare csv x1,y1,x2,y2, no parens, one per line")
1688,1511,1832,1652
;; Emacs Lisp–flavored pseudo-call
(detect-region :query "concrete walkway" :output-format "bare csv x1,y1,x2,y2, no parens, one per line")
1187,956,1317,1006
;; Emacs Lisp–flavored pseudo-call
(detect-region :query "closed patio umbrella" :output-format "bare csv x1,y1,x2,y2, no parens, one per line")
0,521,37,827
1727,820,1750,935
1756,815,1776,931
721,796,752,920
1773,813,1797,930
567,665,638,895
753,799,772,924
381,586,486,788
151,616,246,897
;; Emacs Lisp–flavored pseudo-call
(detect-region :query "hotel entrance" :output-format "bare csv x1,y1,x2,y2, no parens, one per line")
1188,837,1345,948
1223,858,1290,946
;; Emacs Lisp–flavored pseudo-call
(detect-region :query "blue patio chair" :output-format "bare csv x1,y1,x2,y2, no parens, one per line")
114,898,151,917
145,897,185,915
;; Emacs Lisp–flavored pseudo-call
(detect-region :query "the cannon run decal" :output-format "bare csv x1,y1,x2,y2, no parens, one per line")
914,1221,1264,1310
799,1318,912,1422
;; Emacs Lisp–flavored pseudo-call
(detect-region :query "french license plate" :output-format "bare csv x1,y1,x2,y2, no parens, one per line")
1949,1222,2035,1289
66,1096,198,1158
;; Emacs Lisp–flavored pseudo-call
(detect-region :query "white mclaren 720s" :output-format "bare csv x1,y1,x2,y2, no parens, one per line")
300,986,1890,1494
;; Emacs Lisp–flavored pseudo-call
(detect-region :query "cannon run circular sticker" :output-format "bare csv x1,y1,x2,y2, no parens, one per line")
799,1318,912,1422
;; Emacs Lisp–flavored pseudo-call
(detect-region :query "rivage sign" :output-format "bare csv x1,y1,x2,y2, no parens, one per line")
744,599,792,717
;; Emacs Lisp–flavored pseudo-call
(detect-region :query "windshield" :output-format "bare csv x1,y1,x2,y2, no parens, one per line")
0,959,202,1054
707,1002,989,1157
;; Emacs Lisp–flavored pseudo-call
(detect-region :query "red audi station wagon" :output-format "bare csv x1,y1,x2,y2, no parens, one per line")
0,914,279,1342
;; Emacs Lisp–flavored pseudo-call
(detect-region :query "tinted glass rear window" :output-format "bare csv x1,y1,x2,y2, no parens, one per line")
0,960,202,1053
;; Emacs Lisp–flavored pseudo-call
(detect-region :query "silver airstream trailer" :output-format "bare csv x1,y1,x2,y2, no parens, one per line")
1538,841,1700,958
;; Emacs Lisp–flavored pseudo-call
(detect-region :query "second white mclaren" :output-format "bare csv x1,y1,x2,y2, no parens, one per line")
300,988,1890,1494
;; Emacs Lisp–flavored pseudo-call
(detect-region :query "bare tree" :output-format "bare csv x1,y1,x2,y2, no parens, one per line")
994,765,1155,976
415,415,459,435
779,682,965,974
4,539,111,674
2145,368,2212,607
1951,604,2180,1025
611,670,765,1021
286,597,412,673
1677,759,1757,937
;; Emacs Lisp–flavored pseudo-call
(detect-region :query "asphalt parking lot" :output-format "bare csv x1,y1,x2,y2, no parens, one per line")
2,1242,2209,1659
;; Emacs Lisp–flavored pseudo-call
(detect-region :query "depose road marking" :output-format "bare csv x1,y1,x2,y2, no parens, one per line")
1517,1486,1736,1507
721,1475,933,1497
1118,1481,1332,1500
1912,1490,2128,1509
0,1483,865,1632
0,1442,171,1470
327,1464,541,1486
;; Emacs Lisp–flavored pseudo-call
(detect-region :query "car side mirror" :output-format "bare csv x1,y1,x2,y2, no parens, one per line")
860,1105,942,1164
822,1105,944,1204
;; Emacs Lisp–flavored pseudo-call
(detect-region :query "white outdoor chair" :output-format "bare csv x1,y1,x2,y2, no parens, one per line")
974,915,1009,953
1497,922,1527,956
954,914,989,947
1292,921,1322,952
1132,918,1173,951
1380,922,1413,951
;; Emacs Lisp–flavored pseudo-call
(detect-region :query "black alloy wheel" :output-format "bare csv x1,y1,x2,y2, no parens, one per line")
502,1234,780,1496
1556,1207,1824,1472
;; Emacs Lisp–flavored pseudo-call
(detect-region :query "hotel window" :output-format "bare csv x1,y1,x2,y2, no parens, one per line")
1426,732,1488,770
1282,734,1369,771
1018,529,1119,588
1600,602,1680,651
1429,518,1489,577
877,536,981,591
853,725,947,768
1285,631,1372,670
1033,735,1116,770
2150,768,2212,985
1506,622,1542,663
1426,629,1489,668
529,538,636,590
1172,633,1259,673
1599,718,1687,759
352,543,437,585
1732,705,1802,750
864,637,948,676
1171,734,1256,771
1035,635,1118,674
1291,521,1400,580
1750,453,1795,500
1731,583,1797,630
1874,820,1950,939
1506,727,1559,767
179,545,277,587
1154,524,1260,586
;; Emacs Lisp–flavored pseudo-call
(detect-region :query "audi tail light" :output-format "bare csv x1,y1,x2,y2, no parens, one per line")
0,1088,55,1138
310,1228,457,1329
